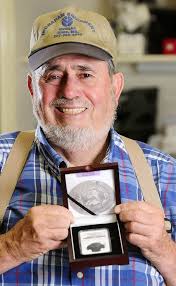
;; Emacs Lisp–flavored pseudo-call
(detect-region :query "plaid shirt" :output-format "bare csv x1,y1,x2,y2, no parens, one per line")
0,126,176,286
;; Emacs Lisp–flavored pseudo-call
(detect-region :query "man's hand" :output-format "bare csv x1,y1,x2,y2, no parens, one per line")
114,201,169,262
1,205,74,267
114,201,176,286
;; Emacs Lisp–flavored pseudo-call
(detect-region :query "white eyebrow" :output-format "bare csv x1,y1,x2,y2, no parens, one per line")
47,63,94,70
71,64,95,72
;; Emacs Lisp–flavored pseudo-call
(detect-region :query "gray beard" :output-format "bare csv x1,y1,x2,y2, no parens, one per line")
41,124,111,152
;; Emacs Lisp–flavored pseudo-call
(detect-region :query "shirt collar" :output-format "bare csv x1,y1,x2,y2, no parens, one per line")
105,128,127,163
36,126,65,171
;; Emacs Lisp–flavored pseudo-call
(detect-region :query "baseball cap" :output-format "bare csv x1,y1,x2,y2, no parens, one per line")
28,6,118,71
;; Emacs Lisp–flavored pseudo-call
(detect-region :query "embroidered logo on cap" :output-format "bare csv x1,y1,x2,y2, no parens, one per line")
41,12,95,39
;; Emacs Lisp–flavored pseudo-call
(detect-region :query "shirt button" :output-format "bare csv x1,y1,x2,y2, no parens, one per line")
77,272,84,279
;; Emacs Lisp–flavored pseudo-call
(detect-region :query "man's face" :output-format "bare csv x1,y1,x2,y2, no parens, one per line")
29,54,123,151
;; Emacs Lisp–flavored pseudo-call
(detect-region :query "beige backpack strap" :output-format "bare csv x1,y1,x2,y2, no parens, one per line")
0,130,35,223
121,135,171,232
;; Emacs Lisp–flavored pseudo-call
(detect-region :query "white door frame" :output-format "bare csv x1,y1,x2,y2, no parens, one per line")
0,0,17,132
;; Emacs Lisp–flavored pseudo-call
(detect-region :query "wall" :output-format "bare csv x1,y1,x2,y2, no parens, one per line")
0,0,17,131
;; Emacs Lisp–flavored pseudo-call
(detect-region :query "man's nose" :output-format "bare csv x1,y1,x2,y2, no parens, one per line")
59,75,79,99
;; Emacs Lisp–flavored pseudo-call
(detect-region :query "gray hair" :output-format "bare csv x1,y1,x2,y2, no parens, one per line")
107,59,116,76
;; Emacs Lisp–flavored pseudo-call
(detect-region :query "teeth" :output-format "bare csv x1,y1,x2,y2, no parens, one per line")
59,108,86,114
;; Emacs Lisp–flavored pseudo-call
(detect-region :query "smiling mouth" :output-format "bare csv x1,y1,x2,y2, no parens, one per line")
56,107,87,115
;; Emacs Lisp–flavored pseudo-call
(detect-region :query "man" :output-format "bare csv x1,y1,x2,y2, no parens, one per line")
0,6,176,286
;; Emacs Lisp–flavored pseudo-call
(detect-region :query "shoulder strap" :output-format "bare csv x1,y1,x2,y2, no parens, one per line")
0,130,35,223
121,135,171,232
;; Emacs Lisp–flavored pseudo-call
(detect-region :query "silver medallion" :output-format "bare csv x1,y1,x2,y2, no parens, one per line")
69,180,115,215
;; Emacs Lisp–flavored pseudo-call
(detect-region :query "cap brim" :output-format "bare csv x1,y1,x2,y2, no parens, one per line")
28,42,112,71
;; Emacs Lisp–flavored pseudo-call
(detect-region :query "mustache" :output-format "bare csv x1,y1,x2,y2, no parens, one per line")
51,97,91,108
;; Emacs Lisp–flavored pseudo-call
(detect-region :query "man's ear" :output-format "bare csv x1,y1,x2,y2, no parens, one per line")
112,72,124,105
27,74,34,97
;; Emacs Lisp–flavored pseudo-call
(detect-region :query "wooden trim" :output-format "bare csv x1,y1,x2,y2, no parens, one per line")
0,0,17,132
